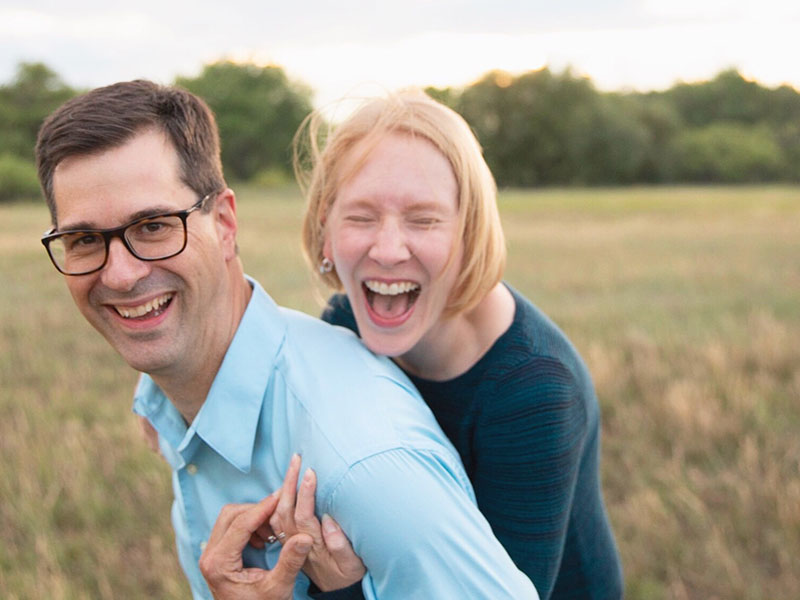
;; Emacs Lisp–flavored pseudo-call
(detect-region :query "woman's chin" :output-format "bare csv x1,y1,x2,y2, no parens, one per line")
358,327,417,360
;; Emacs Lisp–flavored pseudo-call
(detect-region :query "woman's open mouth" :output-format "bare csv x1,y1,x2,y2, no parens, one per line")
363,280,420,323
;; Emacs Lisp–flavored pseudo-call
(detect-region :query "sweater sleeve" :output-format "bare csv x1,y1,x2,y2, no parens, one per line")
473,356,588,600
308,581,365,600
320,294,359,334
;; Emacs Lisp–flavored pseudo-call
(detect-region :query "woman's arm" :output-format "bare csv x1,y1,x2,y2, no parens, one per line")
473,357,588,600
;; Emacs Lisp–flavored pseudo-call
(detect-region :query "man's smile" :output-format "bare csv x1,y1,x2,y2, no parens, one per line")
111,292,173,319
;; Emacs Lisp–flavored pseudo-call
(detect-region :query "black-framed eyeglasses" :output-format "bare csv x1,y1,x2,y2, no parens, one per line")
41,192,217,276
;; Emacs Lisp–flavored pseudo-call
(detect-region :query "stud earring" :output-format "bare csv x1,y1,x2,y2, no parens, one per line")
319,257,334,274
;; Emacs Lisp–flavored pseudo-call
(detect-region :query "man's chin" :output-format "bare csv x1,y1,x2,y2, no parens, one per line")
106,337,178,375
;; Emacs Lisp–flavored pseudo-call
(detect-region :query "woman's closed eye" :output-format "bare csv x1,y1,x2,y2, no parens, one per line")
343,213,376,224
407,214,445,229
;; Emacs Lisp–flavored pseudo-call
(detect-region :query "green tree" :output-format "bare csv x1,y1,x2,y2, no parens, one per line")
664,69,778,128
453,69,596,185
434,66,800,186
0,62,76,160
624,95,683,182
176,61,314,182
445,68,651,186
668,122,785,183
0,153,41,202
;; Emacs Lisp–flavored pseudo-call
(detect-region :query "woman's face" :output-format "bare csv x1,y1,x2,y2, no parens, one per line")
324,132,462,359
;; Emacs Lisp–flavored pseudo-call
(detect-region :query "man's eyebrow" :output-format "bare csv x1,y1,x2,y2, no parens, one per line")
58,205,177,232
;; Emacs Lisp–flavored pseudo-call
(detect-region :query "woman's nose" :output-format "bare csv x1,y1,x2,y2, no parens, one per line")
367,220,411,266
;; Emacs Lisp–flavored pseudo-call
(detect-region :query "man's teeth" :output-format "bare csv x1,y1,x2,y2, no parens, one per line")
114,294,172,318
364,280,420,296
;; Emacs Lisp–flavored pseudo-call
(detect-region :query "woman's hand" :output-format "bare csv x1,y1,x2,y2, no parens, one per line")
269,454,367,592
199,493,313,600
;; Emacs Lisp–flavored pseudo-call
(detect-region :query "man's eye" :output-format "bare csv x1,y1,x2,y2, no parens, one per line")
132,220,176,238
141,222,166,233
67,234,101,251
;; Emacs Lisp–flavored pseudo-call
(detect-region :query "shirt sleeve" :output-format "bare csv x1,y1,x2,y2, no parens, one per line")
473,357,588,599
323,448,539,600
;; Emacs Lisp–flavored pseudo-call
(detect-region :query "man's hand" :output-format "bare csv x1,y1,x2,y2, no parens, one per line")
269,454,366,591
199,493,313,600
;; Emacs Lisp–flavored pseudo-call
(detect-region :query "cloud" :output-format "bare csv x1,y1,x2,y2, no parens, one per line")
0,8,168,41
641,0,800,21
1,1,799,104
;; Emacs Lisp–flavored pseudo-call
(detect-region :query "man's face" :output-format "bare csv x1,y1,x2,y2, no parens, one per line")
51,128,237,378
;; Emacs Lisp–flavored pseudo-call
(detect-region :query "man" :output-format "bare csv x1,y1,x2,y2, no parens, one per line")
36,81,538,600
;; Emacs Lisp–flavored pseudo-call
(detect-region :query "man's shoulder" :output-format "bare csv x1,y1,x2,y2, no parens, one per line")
279,305,414,390
272,306,457,466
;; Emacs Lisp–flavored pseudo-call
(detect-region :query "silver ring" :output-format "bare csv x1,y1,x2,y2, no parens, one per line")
266,535,278,544
276,531,287,541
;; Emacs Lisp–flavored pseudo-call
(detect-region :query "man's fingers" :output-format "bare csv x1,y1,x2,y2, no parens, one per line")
235,494,281,537
206,503,252,547
254,522,276,543
270,533,313,589
210,494,280,551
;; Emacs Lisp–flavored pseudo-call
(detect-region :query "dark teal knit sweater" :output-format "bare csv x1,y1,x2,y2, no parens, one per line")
315,284,623,600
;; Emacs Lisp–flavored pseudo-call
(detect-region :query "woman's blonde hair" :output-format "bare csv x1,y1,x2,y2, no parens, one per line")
295,89,505,317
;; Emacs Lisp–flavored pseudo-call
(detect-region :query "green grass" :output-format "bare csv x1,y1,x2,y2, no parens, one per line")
2,185,799,599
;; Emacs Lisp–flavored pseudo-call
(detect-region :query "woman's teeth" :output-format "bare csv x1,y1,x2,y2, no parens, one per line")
364,280,419,296
114,294,173,319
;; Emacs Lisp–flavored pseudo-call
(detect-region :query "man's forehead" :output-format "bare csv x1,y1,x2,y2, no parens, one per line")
56,202,186,232
52,130,186,230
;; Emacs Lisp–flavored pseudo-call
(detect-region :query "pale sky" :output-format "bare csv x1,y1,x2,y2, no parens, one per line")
1,1,799,107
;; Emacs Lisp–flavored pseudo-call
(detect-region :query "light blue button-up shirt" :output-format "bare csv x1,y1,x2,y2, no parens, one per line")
133,278,538,600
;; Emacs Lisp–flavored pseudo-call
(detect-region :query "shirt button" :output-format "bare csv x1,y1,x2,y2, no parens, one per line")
186,464,198,475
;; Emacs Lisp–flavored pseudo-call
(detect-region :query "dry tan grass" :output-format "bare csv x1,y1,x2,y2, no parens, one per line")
2,185,798,599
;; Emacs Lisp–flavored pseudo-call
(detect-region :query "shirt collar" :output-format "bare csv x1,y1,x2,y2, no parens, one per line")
133,276,286,473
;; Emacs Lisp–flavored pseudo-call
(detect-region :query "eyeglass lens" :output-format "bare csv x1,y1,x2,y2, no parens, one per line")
48,215,187,274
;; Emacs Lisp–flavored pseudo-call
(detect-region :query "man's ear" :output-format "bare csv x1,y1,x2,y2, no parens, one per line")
213,189,238,261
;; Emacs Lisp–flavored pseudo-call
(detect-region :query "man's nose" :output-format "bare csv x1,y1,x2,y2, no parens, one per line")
99,238,152,292
367,220,411,267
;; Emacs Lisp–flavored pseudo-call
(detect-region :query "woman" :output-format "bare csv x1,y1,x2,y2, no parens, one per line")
204,91,623,599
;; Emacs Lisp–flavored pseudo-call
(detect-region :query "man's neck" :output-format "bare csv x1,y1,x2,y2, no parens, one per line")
152,269,253,425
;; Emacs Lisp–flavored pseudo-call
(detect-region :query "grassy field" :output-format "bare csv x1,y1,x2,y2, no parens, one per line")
1,185,798,599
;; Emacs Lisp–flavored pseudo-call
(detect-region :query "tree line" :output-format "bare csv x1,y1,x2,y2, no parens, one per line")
428,68,800,186
2,61,799,202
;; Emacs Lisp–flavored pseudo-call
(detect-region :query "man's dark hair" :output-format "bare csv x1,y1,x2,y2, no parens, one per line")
35,79,226,225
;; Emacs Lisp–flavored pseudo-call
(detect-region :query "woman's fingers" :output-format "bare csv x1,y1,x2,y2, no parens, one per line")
294,468,324,544
321,513,366,578
270,453,302,541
